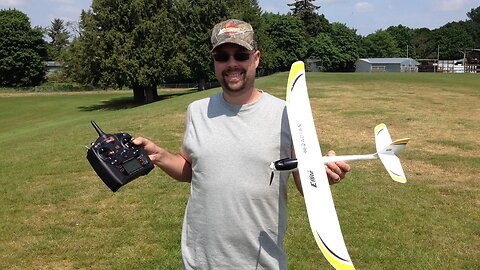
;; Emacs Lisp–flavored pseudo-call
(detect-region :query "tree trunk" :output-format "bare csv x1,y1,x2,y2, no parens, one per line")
145,87,154,103
152,86,159,100
133,85,158,103
144,85,158,103
133,86,145,103
198,77,206,91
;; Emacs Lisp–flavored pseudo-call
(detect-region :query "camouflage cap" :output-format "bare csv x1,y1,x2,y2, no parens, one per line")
211,19,256,51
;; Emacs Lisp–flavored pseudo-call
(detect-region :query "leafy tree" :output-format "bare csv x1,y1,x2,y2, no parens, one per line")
433,22,474,59
385,25,414,58
467,6,480,24
67,0,189,103
361,30,401,58
308,13,331,36
288,0,328,36
47,18,70,60
307,23,360,71
178,0,229,90
288,0,319,15
0,9,47,87
411,28,436,59
307,33,336,70
328,23,361,71
466,6,480,47
64,10,102,86
262,13,308,72
228,0,262,22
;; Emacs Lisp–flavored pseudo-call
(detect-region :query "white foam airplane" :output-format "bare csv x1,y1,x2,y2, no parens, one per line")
270,61,410,270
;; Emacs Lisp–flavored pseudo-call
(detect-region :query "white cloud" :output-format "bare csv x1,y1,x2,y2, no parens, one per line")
438,0,470,11
0,0,26,6
354,2,374,13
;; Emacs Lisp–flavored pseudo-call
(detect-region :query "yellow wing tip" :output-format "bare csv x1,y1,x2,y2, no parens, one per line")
286,61,306,102
390,173,407,184
374,123,386,133
313,231,356,270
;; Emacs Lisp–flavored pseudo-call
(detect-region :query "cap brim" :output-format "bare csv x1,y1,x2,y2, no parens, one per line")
212,38,253,52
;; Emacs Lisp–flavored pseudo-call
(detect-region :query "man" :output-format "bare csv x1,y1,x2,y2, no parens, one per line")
133,19,350,270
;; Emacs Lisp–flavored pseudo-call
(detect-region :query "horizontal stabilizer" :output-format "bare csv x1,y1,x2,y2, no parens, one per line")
374,124,409,183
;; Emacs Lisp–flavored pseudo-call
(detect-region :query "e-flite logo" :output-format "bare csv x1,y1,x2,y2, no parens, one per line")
297,124,307,154
308,170,317,188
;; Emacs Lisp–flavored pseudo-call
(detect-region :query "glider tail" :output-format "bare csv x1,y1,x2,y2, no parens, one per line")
374,124,410,183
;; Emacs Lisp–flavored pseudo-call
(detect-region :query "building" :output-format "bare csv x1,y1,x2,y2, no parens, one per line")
43,61,64,75
355,58,420,72
437,59,465,73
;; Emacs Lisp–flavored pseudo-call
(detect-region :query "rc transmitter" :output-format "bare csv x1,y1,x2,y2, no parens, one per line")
86,121,154,192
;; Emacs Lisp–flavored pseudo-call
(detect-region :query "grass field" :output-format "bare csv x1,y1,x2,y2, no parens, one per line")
0,72,479,269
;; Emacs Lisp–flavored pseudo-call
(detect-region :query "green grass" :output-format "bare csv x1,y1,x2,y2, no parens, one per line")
1,72,479,269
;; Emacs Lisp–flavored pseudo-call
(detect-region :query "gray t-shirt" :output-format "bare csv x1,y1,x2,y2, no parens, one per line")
182,91,292,269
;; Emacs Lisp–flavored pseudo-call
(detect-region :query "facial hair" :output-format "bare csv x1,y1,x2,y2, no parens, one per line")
220,66,252,94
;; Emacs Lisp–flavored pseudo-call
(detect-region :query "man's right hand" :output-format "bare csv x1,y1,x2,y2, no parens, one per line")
132,137,192,182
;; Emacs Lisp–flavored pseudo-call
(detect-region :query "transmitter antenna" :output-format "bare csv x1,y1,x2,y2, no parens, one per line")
91,121,107,138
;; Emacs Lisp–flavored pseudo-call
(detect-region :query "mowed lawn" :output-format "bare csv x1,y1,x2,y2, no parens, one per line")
0,72,478,269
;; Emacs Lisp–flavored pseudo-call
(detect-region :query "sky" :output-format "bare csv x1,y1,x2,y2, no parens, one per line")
0,0,477,36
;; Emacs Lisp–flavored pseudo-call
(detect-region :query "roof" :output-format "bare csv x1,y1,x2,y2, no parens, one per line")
43,61,64,67
358,58,420,65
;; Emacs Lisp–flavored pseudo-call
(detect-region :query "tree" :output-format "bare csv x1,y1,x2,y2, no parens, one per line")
466,6,480,47
467,6,480,24
177,0,229,90
0,9,47,87
328,23,361,71
385,25,414,58
288,0,328,36
288,0,320,14
307,23,360,71
307,33,336,70
411,28,436,59
64,10,103,86
228,0,262,22
433,22,474,59
67,0,189,103
262,13,308,72
360,30,401,58
47,18,70,60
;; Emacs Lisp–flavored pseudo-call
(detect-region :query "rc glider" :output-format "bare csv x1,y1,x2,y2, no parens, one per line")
271,61,410,269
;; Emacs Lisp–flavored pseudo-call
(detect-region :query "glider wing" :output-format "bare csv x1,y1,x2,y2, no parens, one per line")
286,61,355,270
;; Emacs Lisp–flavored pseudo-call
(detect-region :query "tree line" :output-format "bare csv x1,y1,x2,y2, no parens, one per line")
1,0,479,103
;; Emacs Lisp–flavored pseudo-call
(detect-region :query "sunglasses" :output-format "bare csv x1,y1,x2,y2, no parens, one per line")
212,51,253,62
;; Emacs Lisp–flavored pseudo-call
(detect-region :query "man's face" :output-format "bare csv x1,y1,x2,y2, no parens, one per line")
212,43,260,94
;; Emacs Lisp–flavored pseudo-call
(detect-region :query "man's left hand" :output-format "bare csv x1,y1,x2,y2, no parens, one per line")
325,150,351,185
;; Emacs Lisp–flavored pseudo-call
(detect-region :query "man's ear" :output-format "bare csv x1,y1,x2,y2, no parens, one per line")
254,50,261,68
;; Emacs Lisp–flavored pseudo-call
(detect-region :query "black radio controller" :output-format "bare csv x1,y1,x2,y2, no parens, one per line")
86,121,154,192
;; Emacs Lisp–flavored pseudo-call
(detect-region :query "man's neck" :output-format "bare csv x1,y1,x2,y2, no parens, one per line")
222,87,262,105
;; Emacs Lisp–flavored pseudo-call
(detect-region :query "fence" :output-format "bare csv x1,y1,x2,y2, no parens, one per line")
160,81,220,90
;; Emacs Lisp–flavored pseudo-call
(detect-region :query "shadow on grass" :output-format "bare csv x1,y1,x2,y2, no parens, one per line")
78,90,196,111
